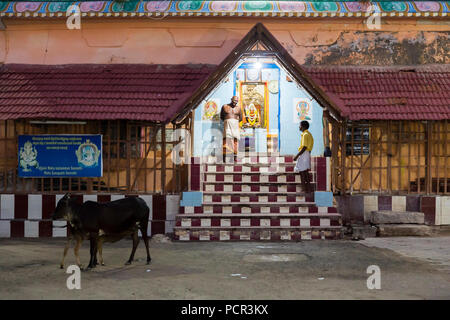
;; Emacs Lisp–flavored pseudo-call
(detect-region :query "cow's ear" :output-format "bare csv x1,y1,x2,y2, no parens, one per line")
63,193,70,199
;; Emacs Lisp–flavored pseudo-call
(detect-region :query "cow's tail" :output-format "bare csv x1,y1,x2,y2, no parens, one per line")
140,203,150,237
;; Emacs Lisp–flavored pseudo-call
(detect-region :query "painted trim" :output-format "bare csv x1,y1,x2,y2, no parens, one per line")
0,2,447,18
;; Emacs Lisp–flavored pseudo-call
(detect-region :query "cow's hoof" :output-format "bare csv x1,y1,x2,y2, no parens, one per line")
60,265,64,269
125,261,132,265
146,260,151,265
101,263,105,266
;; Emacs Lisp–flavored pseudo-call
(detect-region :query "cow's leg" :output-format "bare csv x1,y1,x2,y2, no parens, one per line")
98,239,105,266
60,238,71,269
139,220,151,264
93,237,98,266
74,237,83,269
126,231,140,265
87,234,98,269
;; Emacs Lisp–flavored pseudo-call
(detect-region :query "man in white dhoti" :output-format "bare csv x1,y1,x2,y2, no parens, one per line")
294,121,314,193
220,96,242,161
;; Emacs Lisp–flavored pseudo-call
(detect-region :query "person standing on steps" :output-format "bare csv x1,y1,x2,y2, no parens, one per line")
293,120,314,194
220,96,242,161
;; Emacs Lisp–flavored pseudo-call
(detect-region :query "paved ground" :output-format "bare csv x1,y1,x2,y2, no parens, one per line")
0,237,449,299
360,237,450,272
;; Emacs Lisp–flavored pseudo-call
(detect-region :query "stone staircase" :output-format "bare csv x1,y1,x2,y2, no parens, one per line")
174,153,343,241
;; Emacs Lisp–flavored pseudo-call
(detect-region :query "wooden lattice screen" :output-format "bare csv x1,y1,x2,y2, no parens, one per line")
0,119,190,194
331,120,450,195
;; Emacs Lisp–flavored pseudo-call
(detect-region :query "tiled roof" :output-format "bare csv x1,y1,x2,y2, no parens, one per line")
0,64,215,122
1,64,449,122
304,65,450,120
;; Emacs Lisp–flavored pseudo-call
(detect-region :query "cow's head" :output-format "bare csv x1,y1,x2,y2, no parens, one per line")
52,193,76,221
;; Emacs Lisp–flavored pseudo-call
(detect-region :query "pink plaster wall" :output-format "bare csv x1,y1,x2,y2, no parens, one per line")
0,31,5,62
0,18,448,65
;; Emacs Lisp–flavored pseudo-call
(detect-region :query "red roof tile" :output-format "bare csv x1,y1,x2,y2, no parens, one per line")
1,64,449,122
304,65,450,120
0,64,215,122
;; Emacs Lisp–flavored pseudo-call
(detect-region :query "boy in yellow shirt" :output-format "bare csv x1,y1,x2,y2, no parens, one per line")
293,121,314,193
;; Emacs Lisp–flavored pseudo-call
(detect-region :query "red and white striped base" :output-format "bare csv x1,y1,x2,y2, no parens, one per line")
0,194,179,238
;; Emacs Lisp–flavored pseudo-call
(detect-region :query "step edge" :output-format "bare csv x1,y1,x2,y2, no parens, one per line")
176,213,342,218
174,226,343,230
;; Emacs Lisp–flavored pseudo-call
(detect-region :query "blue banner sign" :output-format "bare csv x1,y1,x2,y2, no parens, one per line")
18,135,103,177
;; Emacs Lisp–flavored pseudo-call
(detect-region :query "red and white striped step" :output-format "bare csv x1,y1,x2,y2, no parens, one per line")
175,229,342,241
203,193,307,202
203,173,312,183
205,164,297,173
200,153,295,165
175,215,342,227
179,204,337,214
176,154,341,241
203,184,315,193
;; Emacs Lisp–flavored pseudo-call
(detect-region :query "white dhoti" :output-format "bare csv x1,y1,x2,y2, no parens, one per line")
294,150,311,172
223,119,240,140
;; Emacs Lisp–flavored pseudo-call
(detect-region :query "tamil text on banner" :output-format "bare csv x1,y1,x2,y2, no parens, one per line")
18,135,102,177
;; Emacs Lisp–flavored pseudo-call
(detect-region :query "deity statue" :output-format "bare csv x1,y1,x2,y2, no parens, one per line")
241,84,264,128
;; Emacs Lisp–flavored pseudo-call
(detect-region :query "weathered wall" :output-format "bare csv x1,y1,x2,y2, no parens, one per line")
0,17,448,65
304,31,449,65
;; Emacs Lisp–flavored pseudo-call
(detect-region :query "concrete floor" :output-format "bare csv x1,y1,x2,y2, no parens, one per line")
360,237,450,273
0,237,449,299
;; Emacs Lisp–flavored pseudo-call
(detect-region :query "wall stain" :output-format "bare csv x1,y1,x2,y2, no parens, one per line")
304,32,449,65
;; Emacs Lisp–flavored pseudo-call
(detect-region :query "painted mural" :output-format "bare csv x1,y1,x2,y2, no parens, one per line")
293,98,313,123
0,1,447,16
202,99,220,122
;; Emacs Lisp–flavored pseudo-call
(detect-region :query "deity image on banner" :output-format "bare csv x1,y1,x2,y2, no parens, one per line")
202,99,220,121
293,98,313,123
76,139,100,168
19,141,39,172
239,82,268,129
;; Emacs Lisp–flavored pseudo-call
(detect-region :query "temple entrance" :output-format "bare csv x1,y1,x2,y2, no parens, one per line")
175,24,342,162
193,54,326,160
172,24,342,241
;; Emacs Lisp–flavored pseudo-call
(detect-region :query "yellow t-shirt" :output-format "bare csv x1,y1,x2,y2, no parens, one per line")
299,130,314,152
